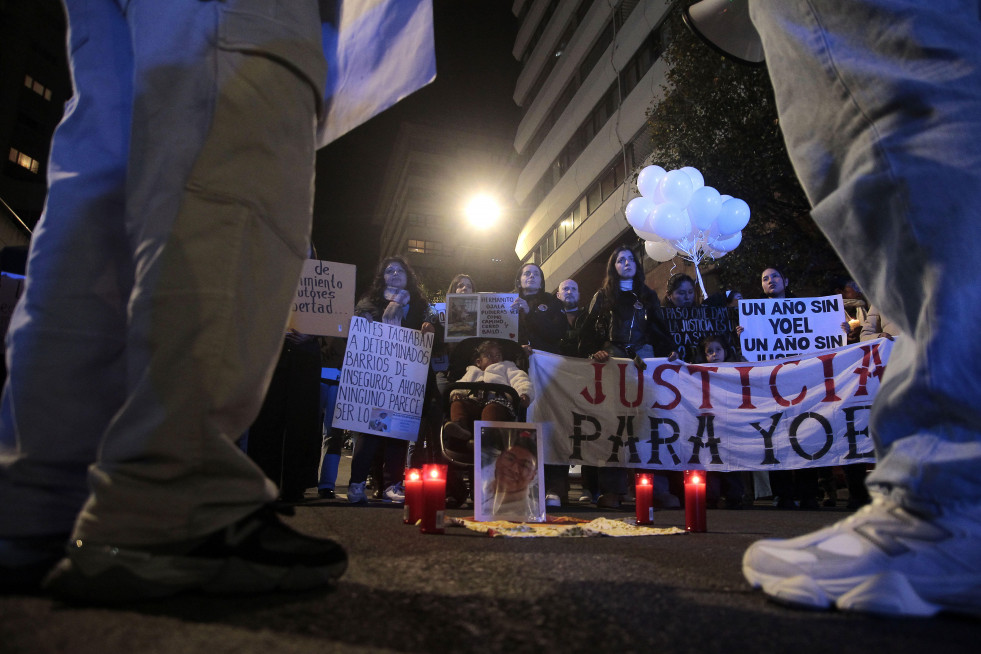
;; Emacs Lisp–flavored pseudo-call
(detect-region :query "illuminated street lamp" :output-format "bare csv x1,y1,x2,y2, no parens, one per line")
464,193,501,230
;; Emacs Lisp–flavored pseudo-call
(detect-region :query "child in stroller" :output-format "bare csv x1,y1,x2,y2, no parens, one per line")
441,339,534,458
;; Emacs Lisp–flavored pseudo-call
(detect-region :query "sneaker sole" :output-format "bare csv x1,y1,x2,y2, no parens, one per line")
44,549,347,603
743,563,952,617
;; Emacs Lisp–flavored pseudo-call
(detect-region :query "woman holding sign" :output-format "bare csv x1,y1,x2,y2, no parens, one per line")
579,244,675,509
346,256,441,504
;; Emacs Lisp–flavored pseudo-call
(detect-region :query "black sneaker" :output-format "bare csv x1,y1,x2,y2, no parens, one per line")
43,505,347,603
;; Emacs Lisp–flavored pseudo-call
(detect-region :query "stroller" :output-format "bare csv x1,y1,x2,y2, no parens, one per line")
436,337,529,503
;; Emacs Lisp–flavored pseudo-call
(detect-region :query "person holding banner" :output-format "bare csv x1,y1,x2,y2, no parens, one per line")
740,0,981,616
756,266,822,511
580,245,675,509
346,256,440,504
511,263,566,504
694,334,746,510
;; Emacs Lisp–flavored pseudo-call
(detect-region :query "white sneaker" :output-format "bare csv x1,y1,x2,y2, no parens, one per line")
384,482,405,503
743,495,981,617
347,481,367,504
545,493,561,508
578,491,595,504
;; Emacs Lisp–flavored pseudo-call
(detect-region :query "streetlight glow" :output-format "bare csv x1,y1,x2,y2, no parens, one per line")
464,194,501,229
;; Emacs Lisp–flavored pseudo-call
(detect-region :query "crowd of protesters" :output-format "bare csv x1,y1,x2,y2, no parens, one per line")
260,246,878,516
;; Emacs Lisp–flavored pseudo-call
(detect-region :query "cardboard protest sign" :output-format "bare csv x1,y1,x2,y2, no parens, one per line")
474,421,546,523
0,272,25,339
444,293,519,342
659,305,737,362
738,295,847,360
332,316,434,440
528,339,892,471
288,259,356,336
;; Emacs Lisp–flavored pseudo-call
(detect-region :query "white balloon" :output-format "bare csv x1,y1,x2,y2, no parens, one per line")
659,170,695,208
713,231,743,252
637,165,667,198
645,240,677,262
680,166,704,190
650,203,691,241
624,197,655,231
633,225,660,242
687,186,723,230
716,198,751,235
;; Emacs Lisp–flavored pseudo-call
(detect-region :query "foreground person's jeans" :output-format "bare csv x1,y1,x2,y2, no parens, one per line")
750,0,981,511
0,0,325,545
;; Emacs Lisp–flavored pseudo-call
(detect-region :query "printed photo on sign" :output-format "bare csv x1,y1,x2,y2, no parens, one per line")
474,422,546,523
288,259,356,336
444,293,519,343
332,316,434,441
738,295,848,360
446,294,479,339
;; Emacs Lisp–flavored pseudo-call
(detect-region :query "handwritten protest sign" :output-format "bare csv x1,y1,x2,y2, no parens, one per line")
444,293,519,342
528,339,893,471
333,316,434,440
288,259,356,336
738,295,847,360
659,305,736,362
0,273,25,339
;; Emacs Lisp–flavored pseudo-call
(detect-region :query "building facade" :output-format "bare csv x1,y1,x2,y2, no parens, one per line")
509,0,696,297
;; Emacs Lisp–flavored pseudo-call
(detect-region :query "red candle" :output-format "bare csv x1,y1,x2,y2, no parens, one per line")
635,473,654,525
685,470,707,532
403,468,423,525
420,463,447,534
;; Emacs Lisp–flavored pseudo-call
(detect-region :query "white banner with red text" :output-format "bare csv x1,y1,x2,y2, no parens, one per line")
527,339,894,471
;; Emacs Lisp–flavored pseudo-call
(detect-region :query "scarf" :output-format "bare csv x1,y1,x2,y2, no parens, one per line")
383,288,411,326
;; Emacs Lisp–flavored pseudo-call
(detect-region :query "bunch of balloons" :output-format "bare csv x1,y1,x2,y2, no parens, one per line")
624,165,750,299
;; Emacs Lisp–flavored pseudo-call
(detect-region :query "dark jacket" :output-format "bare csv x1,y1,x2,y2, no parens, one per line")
557,307,588,358
580,286,671,357
517,290,566,355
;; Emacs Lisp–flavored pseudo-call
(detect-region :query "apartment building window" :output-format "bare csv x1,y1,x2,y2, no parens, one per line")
529,128,648,266
524,15,672,208
24,74,53,101
407,239,442,255
520,0,589,107
9,147,40,174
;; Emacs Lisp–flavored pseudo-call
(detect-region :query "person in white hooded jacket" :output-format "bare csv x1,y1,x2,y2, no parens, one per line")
442,340,533,445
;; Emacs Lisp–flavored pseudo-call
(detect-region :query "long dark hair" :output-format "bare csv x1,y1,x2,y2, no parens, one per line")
364,255,426,307
513,262,545,296
600,244,649,305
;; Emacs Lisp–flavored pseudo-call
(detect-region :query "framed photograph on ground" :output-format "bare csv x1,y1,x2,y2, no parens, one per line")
474,421,546,523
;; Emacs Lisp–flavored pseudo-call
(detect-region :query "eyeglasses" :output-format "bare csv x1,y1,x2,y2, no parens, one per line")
384,268,405,275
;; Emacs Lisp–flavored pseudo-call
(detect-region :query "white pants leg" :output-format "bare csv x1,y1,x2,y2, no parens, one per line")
750,0,981,509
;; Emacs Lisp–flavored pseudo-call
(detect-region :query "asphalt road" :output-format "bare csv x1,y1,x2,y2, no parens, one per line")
3,460,977,654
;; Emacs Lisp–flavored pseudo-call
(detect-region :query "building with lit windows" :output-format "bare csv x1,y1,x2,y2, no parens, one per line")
0,0,71,249
509,0,681,294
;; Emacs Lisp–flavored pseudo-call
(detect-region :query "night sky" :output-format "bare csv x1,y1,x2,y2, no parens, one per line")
312,0,522,288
